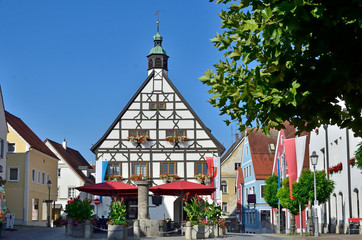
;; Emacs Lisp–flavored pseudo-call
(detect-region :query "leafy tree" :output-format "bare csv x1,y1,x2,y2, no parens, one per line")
263,173,281,209
277,177,304,234
292,169,335,206
200,0,362,136
355,142,362,169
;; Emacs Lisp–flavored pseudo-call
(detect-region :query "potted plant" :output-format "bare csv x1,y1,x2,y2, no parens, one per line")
127,135,150,144
64,197,93,238
160,173,180,183
130,174,149,182
165,136,189,144
107,175,123,182
107,198,128,240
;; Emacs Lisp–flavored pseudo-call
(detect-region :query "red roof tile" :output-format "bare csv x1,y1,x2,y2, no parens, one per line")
248,129,278,180
5,111,58,159
46,139,94,184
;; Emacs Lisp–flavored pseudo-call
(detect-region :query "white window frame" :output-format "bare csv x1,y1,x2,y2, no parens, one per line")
8,166,19,181
260,184,266,199
68,187,76,198
8,142,16,153
32,169,36,183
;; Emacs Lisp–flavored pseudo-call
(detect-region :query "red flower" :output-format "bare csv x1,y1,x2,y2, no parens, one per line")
183,198,186,202
186,192,190,196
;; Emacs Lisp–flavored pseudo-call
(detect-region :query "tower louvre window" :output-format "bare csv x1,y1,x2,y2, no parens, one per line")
155,58,162,67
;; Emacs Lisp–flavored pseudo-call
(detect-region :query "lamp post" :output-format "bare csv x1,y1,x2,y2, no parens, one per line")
47,180,52,227
310,151,319,237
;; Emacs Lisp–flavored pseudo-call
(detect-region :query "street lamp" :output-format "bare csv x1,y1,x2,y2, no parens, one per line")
47,180,52,227
310,151,319,237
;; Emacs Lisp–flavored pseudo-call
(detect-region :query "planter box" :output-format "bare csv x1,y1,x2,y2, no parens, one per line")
108,224,127,240
70,223,85,238
192,225,213,239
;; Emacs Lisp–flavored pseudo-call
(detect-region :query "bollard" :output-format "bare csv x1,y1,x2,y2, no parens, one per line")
134,220,140,239
84,220,93,239
185,221,192,240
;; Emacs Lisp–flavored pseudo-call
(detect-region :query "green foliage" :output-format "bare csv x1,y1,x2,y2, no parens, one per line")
263,173,280,209
65,198,93,223
292,169,335,206
355,142,362,169
183,196,205,222
204,201,222,221
277,177,302,215
108,199,128,225
201,0,362,137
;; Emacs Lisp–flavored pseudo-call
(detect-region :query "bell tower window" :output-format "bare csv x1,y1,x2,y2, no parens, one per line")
155,58,162,67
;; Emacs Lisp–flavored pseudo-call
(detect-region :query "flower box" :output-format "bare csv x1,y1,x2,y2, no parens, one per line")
107,224,127,240
127,135,150,144
165,136,189,144
160,173,180,183
130,174,149,181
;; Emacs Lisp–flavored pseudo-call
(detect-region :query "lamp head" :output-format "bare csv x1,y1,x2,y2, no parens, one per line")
47,179,52,188
310,151,319,166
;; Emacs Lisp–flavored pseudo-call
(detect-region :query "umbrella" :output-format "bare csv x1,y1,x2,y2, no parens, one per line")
149,180,215,226
76,181,138,197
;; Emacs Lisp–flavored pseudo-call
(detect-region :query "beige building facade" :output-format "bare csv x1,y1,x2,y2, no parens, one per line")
6,111,58,226
220,134,244,232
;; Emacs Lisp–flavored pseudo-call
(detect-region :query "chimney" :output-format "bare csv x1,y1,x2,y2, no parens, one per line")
62,139,67,150
235,133,239,142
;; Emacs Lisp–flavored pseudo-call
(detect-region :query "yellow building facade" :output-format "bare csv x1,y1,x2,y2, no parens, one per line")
5,111,58,226
220,135,244,232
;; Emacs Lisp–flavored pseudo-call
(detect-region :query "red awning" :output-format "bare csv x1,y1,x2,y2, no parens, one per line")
149,180,215,196
76,181,138,197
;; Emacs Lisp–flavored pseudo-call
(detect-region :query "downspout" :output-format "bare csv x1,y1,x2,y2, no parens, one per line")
346,128,352,219
323,125,331,233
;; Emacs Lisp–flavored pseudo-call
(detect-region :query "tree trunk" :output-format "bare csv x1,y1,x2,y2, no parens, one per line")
290,214,296,235
308,200,313,235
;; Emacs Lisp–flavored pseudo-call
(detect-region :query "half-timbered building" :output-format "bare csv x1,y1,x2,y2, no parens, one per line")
91,25,225,221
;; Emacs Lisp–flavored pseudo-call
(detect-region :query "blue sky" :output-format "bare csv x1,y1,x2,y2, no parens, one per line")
0,0,240,164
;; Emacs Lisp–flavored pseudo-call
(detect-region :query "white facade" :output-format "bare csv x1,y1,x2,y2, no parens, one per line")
92,31,225,222
0,88,7,181
309,125,362,233
45,140,93,214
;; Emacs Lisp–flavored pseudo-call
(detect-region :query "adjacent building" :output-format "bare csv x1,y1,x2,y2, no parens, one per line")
5,111,58,226
309,125,362,234
45,139,95,216
241,129,278,233
220,133,245,232
91,25,225,222
0,87,7,184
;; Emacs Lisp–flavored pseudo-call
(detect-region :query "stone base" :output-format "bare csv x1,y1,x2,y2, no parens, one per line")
137,219,166,238
108,225,127,240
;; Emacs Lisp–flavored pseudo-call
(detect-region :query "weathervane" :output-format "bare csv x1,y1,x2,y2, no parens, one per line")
155,10,159,32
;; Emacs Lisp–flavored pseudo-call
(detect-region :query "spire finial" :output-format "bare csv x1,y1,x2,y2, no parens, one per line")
155,10,159,33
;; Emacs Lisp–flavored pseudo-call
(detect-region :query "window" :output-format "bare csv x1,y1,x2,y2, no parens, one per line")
133,162,148,175
166,130,186,137
8,167,19,181
107,162,121,176
222,202,228,213
248,166,251,177
129,130,149,137
235,163,241,170
244,167,247,178
68,188,75,198
149,102,166,110
269,143,276,151
261,185,266,198
0,139,3,158
42,172,45,184
47,174,50,184
238,189,241,200
252,186,255,194
32,169,35,183
58,168,61,177
246,188,248,197
221,180,228,193
8,143,15,153
37,171,40,184
161,162,176,174
195,162,208,175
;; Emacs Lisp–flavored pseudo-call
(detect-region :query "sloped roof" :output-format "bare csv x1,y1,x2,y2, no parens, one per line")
237,167,244,185
91,70,225,155
221,132,245,165
46,139,94,184
5,111,58,159
248,129,278,180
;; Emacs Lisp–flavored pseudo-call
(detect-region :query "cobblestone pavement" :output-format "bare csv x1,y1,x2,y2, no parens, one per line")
0,226,361,240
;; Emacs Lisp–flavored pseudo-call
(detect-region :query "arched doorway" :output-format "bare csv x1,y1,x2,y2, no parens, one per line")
352,189,360,218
